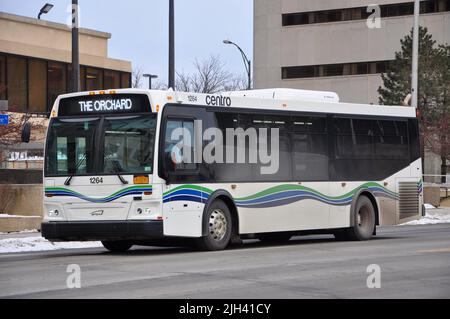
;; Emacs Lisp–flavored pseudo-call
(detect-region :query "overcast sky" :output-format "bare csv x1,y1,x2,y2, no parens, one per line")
0,0,253,86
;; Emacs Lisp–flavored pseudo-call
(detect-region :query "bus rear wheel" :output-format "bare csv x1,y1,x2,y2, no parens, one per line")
196,200,232,251
102,240,133,253
334,195,375,241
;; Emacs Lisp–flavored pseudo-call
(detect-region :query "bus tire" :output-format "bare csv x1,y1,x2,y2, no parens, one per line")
258,233,292,244
335,195,375,241
197,200,232,251
101,240,133,253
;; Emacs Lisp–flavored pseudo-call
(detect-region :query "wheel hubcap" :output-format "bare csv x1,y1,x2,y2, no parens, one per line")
357,205,371,233
209,209,227,241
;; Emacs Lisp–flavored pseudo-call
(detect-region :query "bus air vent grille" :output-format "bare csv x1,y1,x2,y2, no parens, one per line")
398,182,419,217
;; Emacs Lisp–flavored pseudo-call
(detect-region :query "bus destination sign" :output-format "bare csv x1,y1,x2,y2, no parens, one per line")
58,94,151,116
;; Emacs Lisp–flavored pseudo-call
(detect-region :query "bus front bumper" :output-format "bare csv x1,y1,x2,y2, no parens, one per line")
41,220,164,241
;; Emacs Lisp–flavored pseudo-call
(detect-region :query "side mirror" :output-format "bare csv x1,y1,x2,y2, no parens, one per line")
21,122,31,143
166,171,176,185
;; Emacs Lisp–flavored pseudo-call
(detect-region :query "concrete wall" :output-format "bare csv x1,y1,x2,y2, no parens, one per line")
424,185,441,207
0,169,42,184
0,184,43,216
0,184,43,232
0,12,131,72
254,0,450,104
0,216,41,232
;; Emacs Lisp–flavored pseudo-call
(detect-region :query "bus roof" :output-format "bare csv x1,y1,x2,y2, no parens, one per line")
53,88,417,118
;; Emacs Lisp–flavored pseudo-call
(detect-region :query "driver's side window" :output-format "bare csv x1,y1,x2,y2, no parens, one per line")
164,119,196,171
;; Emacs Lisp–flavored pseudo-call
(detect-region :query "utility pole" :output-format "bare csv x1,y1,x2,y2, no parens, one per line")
71,0,80,92
411,0,419,108
168,0,175,89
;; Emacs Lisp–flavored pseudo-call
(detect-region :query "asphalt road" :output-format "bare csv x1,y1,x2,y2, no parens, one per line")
1,224,449,299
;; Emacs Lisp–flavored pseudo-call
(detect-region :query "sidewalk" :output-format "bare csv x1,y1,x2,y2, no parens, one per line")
403,206,450,225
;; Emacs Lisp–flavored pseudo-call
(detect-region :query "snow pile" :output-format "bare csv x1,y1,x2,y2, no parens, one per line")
402,207,450,225
0,236,102,254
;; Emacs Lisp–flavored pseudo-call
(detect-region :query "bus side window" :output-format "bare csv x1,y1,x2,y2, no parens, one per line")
164,119,196,171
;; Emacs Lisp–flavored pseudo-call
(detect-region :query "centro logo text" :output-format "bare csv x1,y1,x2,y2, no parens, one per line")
205,95,231,107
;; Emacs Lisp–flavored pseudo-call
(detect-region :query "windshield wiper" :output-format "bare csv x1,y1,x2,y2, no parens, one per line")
64,155,87,186
111,160,128,185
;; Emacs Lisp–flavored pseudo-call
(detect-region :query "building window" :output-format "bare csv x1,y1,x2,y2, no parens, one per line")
282,60,393,79
48,61,67,111
0,55,6,100
282,0,450,26
121,72,131,88
7,56,27,111
28,59,47,113
104,70,121,89
79,66,86,91
322,64,344,77
85,67,103,91
0,52,131,113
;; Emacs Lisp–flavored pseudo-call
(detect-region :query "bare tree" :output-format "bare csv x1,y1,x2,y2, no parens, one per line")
175,70,192,92
223,74,248,92
176,55,240,94
151,79,168,90
132,67,143,88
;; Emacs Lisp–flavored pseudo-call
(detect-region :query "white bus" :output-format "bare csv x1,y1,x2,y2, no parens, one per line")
42,88,424,251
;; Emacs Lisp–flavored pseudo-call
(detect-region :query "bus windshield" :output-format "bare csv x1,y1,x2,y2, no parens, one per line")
45,114,156,177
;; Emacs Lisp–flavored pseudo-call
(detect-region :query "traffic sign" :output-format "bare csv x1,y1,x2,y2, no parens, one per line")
0,114,9,125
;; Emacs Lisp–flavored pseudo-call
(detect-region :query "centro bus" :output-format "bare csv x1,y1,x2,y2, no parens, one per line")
41,88,424,252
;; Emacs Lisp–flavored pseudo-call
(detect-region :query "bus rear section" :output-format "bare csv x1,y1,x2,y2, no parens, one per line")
41,90,165,249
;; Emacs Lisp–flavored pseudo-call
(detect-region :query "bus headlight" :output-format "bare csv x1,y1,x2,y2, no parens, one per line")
49,209,59,216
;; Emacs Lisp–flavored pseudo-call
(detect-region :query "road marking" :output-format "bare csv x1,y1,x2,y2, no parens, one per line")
417,248,450,253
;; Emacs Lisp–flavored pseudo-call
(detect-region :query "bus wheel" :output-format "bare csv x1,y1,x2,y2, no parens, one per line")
258,233,292,244
101,240,133,253
197,200,232,251
335,195,375,241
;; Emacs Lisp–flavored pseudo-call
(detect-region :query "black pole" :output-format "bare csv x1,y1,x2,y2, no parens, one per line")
149,77,152,90
71,0,80,92
247,60,251,90
168,0,175,89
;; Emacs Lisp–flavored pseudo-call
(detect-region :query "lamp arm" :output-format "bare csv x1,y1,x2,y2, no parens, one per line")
231,43,251,75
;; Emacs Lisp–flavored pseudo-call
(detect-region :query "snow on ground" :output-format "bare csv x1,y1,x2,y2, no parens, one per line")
401,206,450,225
0,236,102,254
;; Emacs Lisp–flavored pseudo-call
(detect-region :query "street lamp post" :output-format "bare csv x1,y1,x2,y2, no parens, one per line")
38,3,54,19
223,39,251,90
143,74,158,89
71,0,80,92
411,0,420,108
168,0,175,89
